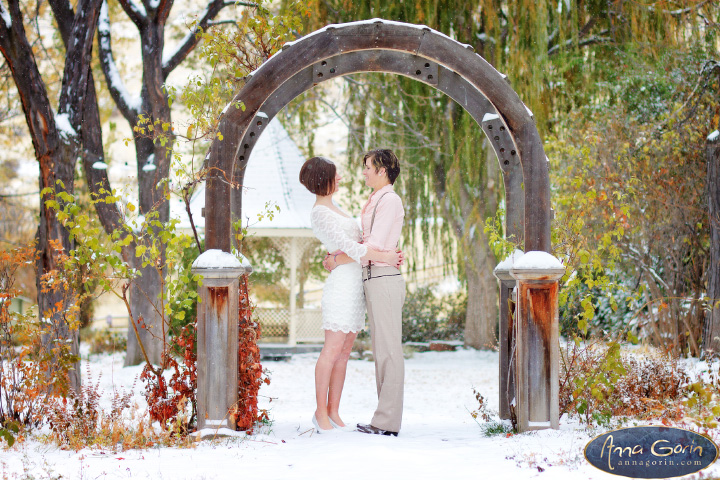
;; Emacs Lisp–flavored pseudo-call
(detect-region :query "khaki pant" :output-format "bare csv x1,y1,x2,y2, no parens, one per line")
363,265,406,432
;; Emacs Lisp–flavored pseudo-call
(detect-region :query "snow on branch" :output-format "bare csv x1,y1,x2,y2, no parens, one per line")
207,19,239,27
117,0,146,27
98,1,141,118
646,0,713,16
0,2,11,29
54,112,78,139
57,0,103,126
223,1,257,6
548,31,611,56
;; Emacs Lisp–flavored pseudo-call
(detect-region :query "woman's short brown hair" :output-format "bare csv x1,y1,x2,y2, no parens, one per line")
363,149,400,185
299,156,336,196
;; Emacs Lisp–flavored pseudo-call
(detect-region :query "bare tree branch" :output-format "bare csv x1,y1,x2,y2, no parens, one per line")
162,0,253,77
578,16,597,38
48,0,126,237
208,19,238,26
97,1,140,120
117,0,147,28
224,1,257,7
548,31,611,56
646,0,713,16
155,0,174,25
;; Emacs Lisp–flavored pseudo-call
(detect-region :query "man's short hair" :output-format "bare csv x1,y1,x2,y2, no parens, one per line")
363,149,400,185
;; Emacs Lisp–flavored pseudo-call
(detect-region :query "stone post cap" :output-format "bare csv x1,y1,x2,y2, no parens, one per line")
510,251,565,281
191,249,253,277
494,249,524,281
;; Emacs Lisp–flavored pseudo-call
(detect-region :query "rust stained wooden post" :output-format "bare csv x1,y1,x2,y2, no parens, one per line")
510,252,564,432
484,112,525,420
191,250,252,438
493,250,523,420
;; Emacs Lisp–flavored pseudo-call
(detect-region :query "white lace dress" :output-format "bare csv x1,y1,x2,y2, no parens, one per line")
311,205,367,333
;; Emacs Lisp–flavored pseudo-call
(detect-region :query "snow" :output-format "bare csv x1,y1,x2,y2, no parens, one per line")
54,112,77,139
524,103,534,119
1,3,11,28
191,249,251,270
192,249,242,269
512,250,564,270
193,427,246,440
163,30,194,68
708,130,719,141
129,214,145,232
5,347,716,479
528,421,551,427
494,249,525,272
220,100,235,115
127,0,146,17
98,2,142,112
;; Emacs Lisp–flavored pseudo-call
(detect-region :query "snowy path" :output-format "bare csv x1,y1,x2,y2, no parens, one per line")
2,349,717,479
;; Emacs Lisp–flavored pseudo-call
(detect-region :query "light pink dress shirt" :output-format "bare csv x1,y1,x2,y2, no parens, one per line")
360,184,404,267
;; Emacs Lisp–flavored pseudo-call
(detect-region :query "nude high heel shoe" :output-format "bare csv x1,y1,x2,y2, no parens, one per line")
312,415,334,434
328,417,355,432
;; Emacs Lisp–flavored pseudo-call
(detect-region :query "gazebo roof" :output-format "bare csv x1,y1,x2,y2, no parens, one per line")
172,118,316,237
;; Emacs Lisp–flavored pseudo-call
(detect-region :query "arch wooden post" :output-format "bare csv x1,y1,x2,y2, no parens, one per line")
493,250,523,420
484,111,525,421
191,250,252,438
201,19,557,431
510,253,564,431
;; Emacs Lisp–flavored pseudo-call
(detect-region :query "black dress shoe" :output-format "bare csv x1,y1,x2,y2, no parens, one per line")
356,423,398,437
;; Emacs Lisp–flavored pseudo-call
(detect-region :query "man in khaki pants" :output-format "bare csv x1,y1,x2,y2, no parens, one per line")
324,149,405,436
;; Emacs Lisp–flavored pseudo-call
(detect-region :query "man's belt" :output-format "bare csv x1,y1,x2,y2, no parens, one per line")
362,265,401,282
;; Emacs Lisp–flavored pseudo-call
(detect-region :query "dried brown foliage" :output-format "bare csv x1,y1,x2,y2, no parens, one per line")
0,245,46,429
560,342,690,425
233,275,270,433
611,356,689,421
140,323,197,433
47,365,133,449
140,275,269,435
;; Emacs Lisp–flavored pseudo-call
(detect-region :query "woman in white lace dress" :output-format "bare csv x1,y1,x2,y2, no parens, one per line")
299,156,401,433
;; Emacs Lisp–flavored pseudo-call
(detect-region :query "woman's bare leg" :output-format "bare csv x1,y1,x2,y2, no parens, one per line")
315,330,348,430
327,332,358,427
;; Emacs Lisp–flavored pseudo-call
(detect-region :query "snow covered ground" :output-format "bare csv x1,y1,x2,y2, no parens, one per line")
2,348,718,479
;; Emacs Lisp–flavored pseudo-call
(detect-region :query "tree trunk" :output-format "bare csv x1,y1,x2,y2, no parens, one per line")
124,20,173,366
1,0,103,392
97,0,243,365
463,229,500,349
125,241,165,366
37,142,81,393
124,136,170,367
462,140,500,349
703,133,720,357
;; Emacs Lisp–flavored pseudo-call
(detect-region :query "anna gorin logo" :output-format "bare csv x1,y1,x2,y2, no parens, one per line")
584,426,718,478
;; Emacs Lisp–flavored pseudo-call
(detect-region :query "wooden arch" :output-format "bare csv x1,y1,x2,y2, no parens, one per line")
204,19,551,254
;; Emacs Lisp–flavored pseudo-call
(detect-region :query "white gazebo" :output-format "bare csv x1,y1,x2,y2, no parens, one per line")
172,118,322,345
